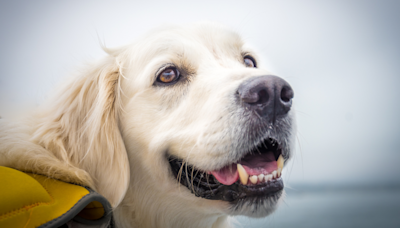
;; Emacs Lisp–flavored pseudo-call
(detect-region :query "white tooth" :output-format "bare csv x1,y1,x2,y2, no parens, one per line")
250,175,258,184
277,155,284,169
258,174,264,182
277,168,282,177
272,170,277,179
265,174,272,182
237,164,248,185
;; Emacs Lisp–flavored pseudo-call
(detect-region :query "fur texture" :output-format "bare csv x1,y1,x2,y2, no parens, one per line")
0,23,295,228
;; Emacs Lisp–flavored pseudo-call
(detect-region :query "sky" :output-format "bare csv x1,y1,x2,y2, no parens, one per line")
1,0,399,187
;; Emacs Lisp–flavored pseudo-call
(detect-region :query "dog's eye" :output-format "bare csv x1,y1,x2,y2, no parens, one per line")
244,56,256,68
157,68,180,84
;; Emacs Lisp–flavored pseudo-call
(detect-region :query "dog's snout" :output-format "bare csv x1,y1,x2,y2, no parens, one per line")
238,75,294,120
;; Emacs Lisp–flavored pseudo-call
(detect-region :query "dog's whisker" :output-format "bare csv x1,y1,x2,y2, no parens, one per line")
253,109,262,121
192,169,200,194
190,164,195,193
206,173,212,192
177,161,186,187
196,171,204,192
185,162,190,193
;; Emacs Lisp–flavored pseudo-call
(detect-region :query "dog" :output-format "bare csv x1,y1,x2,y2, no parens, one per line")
0,22,296,228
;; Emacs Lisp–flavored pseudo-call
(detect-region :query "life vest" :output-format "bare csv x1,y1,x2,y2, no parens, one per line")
0,166,113,228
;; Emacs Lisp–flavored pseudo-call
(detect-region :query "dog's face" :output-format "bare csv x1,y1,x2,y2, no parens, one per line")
116,23,295,218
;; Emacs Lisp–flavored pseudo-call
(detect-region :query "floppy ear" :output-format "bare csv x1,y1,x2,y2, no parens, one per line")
32,56,129,207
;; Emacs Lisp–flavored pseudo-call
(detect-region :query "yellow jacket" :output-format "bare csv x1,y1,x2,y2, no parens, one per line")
0,166,113,228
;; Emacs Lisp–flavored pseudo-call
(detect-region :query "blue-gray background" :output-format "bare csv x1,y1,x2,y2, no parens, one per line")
1,1,399,227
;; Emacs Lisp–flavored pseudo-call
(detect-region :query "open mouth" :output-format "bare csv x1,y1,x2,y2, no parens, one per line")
168,137,285,203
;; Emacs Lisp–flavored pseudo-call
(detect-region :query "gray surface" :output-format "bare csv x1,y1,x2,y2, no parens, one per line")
235,186,400,228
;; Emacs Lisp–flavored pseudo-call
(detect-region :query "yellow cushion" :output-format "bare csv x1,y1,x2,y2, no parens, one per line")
0,166,108,228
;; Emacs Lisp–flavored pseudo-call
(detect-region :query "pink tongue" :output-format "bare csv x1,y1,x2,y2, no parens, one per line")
210,152,277,185
210,165,239,185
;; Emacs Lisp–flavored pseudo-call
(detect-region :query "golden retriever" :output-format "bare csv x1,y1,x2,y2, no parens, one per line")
0,22,296,228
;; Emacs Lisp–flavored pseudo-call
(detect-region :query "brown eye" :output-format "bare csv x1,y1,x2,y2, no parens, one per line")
157,67,180,83
244,56,256,68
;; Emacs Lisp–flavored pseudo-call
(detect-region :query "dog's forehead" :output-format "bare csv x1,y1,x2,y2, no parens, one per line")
189,24,245,57
143,24,245,60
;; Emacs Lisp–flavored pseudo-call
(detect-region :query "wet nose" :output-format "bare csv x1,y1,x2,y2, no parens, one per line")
237,75,294,120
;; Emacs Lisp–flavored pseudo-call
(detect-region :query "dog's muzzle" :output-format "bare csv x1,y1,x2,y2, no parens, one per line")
168,75,294,207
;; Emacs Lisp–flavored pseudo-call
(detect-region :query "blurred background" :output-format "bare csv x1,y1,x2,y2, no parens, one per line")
1,0,399,227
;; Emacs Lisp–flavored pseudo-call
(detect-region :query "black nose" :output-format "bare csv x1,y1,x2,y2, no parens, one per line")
237,75,294,121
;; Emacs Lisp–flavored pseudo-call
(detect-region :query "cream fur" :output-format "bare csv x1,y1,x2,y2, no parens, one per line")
0,23,295,228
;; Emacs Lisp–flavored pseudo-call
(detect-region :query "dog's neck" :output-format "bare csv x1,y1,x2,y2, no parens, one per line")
114,197,231,228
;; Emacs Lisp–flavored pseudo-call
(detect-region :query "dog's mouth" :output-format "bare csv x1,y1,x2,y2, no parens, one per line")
168,137,285,203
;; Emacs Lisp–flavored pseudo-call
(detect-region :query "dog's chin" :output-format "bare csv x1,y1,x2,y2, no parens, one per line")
227,186,283,217
168,137,288,217
228,191,283,217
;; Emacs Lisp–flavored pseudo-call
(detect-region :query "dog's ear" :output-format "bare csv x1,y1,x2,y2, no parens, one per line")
32,56,129,207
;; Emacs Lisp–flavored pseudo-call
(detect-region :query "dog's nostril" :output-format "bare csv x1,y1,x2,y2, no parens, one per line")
280,86,293,103
257,89,269,104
